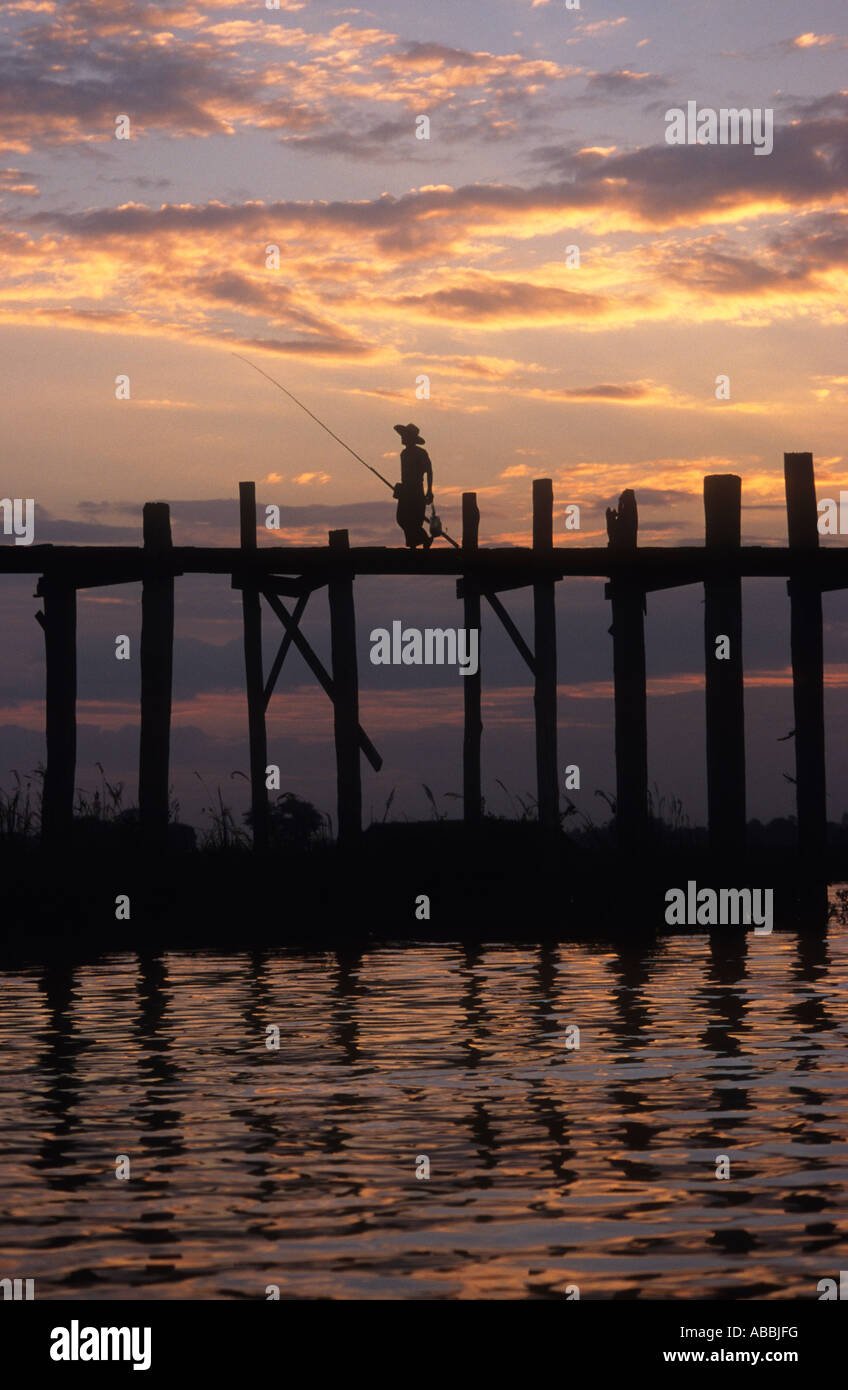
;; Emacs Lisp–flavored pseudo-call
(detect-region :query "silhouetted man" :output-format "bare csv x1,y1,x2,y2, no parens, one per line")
393,423,433,548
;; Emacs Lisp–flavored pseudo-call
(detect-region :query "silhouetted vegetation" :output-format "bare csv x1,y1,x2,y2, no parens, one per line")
0,768,846,955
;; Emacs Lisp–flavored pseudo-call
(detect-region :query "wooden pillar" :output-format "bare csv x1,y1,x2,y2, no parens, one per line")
605,489,648,848
785,453,827,915
139,502,174,850
462,492,482,826
704,476,746,857
40,581,77,848
328,529,361,844
533,480,559,830
239,482,269,852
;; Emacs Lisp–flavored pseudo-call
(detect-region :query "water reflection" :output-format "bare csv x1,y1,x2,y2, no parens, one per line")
331,947,363,1067
0,923,846,1299
35,963,90,1188
134,954,184,1165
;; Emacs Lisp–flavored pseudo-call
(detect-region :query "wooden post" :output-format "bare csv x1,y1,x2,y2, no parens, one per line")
139,503,174,850
605,489,648,848
704,476,745,857
462,492,482,826
328,529,361,844
533,480,559,830
239,482,269,852
785,453,827,916
40,581,77,848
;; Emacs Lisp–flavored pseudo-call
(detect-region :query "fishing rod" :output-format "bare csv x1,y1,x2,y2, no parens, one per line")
232,352,460,548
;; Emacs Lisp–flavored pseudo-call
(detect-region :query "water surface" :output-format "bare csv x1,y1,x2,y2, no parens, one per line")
1,929,846,1299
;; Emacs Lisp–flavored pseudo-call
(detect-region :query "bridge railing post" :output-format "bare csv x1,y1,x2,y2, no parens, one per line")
239,482,269,852
328,529,362,844
704,475,746,858
785,453,827,921
462,492,482,826
605,489,648,849
533,479,559,831
139,502,174,851
38,580,77,850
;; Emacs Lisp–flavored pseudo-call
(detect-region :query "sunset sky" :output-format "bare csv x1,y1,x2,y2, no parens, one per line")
1,0,847,831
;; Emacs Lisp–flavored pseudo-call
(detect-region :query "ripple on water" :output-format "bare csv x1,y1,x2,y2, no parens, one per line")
0,924,846,1299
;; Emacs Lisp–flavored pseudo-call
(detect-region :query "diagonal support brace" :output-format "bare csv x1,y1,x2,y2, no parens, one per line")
261,589,382,772
263,592,309,709
481,589,536,675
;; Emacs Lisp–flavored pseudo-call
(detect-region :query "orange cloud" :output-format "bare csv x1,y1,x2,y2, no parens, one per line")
792,32,840,48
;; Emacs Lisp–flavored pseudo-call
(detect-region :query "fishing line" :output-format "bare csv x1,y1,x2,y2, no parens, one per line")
232,352,394,490
232,352,460,548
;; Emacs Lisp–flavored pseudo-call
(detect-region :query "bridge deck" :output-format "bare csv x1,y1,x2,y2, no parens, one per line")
0,543,846,586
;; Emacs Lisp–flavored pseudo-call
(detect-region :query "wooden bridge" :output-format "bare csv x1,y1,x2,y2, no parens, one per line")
0,452,841,896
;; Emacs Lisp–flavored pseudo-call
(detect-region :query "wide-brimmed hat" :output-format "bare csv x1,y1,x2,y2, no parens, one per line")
394,422,425,445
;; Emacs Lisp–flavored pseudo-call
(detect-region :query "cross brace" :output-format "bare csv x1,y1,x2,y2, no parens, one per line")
256,586,382,773
458,578,536,675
